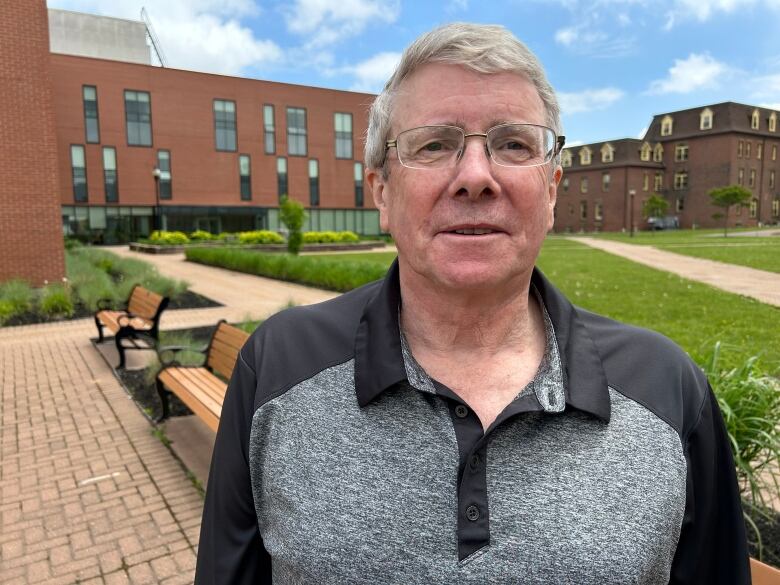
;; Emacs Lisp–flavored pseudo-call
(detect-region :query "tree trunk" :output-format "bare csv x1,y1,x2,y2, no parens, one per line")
724,207,729,237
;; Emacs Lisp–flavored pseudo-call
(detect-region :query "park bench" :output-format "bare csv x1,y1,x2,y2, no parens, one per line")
155,320,249,432
94,285,169,369
752,557,780,585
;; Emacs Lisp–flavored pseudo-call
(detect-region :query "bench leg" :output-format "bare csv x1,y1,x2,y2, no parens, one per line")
115,333,127,369
94,316,104,343
155,377,171,423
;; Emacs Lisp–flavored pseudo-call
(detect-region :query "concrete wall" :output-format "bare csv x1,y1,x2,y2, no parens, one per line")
48,8,151,65
0,1,65,285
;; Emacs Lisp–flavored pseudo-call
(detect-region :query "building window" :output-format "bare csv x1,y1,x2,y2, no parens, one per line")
771,170,776,190
579,147,591,165
772,199,779,218
580,200,587,220
770,112,777,133
750,199,758,218
653,143,664,162
309,159,319,206
640,142,652,161
600,143,614,163
580,177,588,193
758,143,763,160
738,168,744,185
746,142,752,158
643,172,649,191
749,169,756,188
102,147,118,203
124,90,152,146
751,109,760,130
287,107,307,156
70,145,87,202
354,162,364,207
654,173,663,191
239,155,251,201
661,115,673,136
562,177,569,192
674,171,688,190
594,202,603,221
602,172,610,191
561,150,572,167
674,144,689,162
699,108,713,130
738,141,743,158
214,99,237,151
773,145,777,161
263,104,275,154
83,85,100,143
155,150,172,200
277,157,287,201
334,113,353,159
676,197,684,213
736,203,743,216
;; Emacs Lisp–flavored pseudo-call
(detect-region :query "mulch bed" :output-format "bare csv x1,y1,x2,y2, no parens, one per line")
748,506,780,566
1,290,220,327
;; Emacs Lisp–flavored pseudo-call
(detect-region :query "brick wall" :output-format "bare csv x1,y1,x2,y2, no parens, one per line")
0,1,65,285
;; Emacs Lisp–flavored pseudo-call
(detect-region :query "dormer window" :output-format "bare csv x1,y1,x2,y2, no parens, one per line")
653,143,664,162
751,109,760,130
661,115,673,136
769,112,777,133
561,150,572,168
640,142,652,161
700,108,713,130
579,146,592,166
601,143,615,163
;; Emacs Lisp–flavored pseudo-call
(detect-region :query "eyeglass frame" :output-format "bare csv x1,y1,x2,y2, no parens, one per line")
384,123,566,170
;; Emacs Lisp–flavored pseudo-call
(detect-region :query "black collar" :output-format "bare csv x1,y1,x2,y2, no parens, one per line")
354,260,610,422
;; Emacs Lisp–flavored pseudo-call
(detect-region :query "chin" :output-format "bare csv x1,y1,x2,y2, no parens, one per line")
427,260,520,290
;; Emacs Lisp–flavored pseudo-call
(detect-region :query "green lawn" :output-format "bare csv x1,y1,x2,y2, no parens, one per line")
305,240,780,374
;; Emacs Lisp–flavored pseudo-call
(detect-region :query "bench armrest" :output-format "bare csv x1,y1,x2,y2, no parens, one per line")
156,344,209,367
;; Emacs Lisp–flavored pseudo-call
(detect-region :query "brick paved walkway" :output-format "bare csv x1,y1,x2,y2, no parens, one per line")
0,255,335,584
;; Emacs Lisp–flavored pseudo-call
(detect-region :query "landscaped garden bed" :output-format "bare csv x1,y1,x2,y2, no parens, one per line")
0,246,220,327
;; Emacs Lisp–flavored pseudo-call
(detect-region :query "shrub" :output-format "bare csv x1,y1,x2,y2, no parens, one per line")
237,230,285,245
186,248,386,292
149,230,190,245
0,279,34,314
189,230,214,242
0,300,15,324
279,196,306,255
217,232,236,242
337,231,359,243
39,284,74,317
302,231,360,244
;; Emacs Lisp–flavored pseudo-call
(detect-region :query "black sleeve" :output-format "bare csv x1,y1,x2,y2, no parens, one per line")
669,384,751,584
194,350,271,584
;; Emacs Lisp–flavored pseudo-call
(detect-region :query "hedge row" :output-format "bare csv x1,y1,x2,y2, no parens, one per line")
185,248,387,292
148,229,360,246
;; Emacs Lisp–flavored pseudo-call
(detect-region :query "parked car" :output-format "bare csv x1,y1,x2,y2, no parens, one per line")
647,216,680,231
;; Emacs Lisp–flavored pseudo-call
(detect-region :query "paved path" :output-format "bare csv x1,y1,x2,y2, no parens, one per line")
0,250,335,584
573,237,780,308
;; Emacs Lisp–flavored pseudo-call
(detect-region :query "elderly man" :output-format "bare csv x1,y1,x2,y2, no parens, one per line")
195,23,749,584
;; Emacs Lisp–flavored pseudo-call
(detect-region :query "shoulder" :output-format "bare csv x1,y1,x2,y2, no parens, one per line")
577,307,709,438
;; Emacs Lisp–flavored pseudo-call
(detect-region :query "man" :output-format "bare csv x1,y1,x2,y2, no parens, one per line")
196,23,750,584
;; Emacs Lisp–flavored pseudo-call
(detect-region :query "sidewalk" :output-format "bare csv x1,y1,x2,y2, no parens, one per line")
0,253,335,584
573,237,780,308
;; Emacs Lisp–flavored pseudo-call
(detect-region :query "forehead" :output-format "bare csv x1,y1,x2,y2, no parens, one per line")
391,63,547,131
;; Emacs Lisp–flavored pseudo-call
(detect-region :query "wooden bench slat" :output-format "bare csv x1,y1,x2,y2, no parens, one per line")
160,368,226,407
214,325,251,347
159,372,222,432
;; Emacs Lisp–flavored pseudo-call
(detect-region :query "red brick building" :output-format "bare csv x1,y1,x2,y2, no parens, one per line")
556,102,780,232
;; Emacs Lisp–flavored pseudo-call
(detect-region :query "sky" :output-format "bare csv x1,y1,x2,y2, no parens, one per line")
47,0,780,147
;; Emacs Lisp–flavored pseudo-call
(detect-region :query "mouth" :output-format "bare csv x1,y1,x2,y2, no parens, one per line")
441,225,505,236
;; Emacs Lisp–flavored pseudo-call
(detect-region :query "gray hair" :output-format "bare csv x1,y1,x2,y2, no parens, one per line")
365,22,562,172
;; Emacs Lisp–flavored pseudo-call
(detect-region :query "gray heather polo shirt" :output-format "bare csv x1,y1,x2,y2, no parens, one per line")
195,261,750,585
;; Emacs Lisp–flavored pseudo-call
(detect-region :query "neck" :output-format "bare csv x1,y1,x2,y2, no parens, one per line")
398,262,542,356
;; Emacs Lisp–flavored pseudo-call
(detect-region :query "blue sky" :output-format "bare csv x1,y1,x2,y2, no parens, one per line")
48,0,780,146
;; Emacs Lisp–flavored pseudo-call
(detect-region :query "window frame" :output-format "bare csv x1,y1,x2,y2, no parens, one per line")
308,158,319,207
157,150,172,200
70,144,88,202
277,157,288,202
263,104,276,154
674,144,689,162
213,99,238,152
334,112,353,159
354,162,364,207
239,154,252,201
83,85,100,144
286,107,308,157
124,89,153,147
102,146,118,203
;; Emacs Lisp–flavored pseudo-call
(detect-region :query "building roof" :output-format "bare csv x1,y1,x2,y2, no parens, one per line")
644,101,780,142
561,138,664,171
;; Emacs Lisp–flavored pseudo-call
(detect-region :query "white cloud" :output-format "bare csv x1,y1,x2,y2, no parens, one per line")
285,0,400,48
554,27,579,46
665,0,780,29
647,53,730,94
761,103,780,111
446,0,469,10
333,51,401,92
557,87,625,114
565,139,584,147
47,0,282,74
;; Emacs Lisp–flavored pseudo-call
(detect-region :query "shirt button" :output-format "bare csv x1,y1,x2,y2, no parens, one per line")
469,454,480,469
455,405,469,418
466,505,480,522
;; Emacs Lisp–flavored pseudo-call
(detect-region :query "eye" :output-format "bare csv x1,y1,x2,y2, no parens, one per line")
423,141,444,152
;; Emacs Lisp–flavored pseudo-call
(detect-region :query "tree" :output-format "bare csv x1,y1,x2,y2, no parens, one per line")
279,195,306,255
709,185,752,237
642,194,669,234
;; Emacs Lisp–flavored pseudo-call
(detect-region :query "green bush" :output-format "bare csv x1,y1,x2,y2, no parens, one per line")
237,230,285,245
0,279,34,314
39,284,74,317
217,232,236,242
0,300,15,324
189,230,215,242
186,248,387,292
149,230,190,245
302,231,360,244
280,196,306,255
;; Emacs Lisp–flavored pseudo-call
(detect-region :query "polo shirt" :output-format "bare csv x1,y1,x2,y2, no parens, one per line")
195,261,750,584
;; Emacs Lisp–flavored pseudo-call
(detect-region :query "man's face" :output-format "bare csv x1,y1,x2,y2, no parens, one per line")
367,63,562,291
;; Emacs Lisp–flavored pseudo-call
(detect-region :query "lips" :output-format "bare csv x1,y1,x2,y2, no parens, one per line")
441,224,505,235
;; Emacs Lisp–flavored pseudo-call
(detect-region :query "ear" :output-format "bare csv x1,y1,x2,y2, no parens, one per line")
366,166,391,233
547,165,562,230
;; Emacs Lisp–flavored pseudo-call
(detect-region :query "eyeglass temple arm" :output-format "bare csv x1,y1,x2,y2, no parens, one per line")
556,136,566,154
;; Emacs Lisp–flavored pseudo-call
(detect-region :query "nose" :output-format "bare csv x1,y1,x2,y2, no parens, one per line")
451,134,500,200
